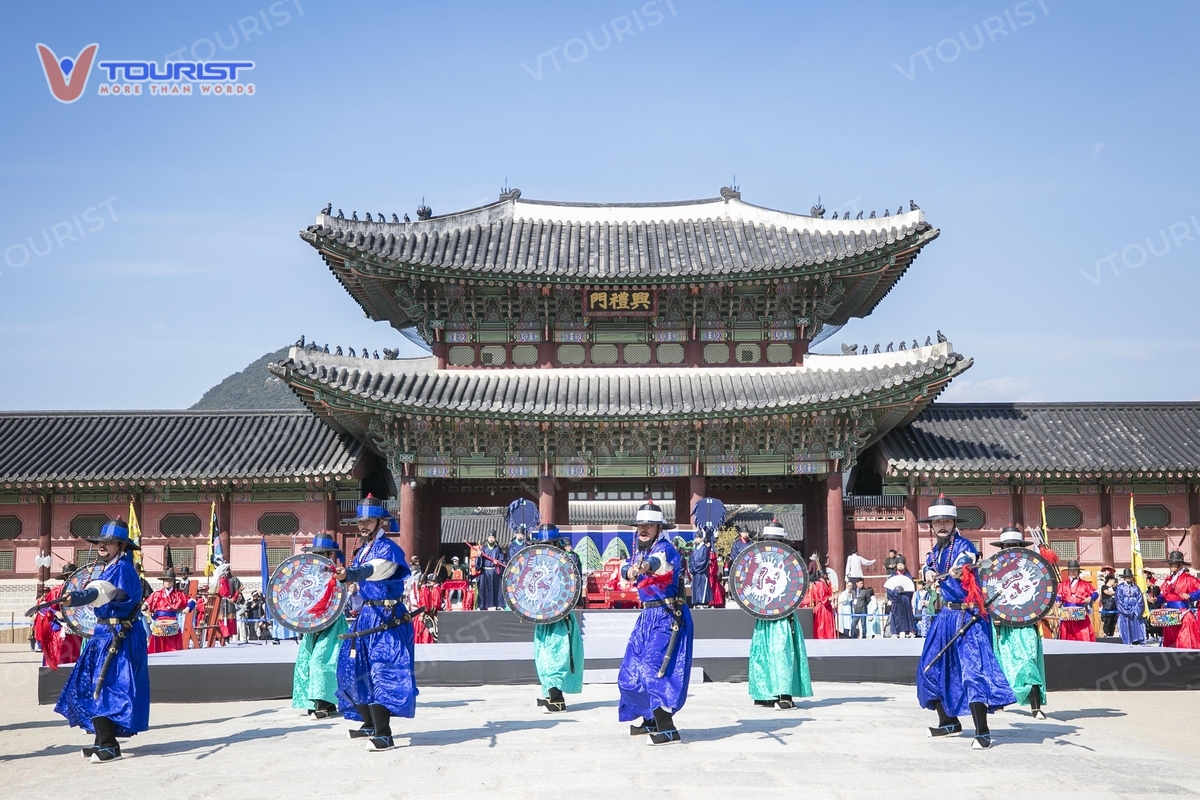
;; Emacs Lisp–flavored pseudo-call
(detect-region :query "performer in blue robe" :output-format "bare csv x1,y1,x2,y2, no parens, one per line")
1115,568,1147,645
916,496,1015,750
507,527,529,561
688,532,713,607
729,527,753,563
335,495,417,751
618,501,694,745
292,533,348,719
530,524,585,712
53,519,150,763
475,531,506,610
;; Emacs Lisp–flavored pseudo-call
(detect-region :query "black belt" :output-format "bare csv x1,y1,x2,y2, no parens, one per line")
339,607,418,640
943,602,975,611
641,597,685,677
642,597,685,609
362,599,403,608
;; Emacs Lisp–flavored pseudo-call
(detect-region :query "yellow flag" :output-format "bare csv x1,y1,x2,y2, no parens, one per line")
1040,496,1049,540
1130,495,1148,610
128,500,143,572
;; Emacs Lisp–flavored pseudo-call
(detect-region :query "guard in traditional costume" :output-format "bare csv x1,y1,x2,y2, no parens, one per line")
213,562,241,642
335,496,417,751
475,531,506,610
34,563,83,669
52,520,150,763
507,527,529,560
292,533,350,719
688,531,713,607
1159,550,1200,649
729,527,752,563
884,560,918,638
746,520,812,709
989,527,1048,720
917,496,1015,750
529,524,585,713
1056,560,1098,642
1115,568,1147,645
802,573,837,639
145,569,194,653
618,501,693,745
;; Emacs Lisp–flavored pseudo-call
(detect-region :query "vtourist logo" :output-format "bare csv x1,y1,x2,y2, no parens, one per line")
35,42,256,100
36,43,99,103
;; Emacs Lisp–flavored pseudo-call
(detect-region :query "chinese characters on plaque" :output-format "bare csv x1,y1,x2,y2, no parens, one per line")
582,288,658,317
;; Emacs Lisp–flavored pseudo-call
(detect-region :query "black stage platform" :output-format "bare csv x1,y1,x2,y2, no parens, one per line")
39,609,1200,703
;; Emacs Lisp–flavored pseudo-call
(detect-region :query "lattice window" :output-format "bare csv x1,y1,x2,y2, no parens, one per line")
623,344,651,364
0,516,21,540
766,343,793,364
448,346,475,366
266,547,292,570
70,514,108,540
735,343,760,363
512,345,539,366
1049,540,1078,561
657,343,684,364
480,345,507,366
558,344,585,365
159,513,202,538
1141,539,1167,561
75,547,98,565
704,344,730,364
169,548,196,570
957,506,986,530
591,344,618,365
257,512,299,535
1044,505,1082,529
1134,504,1171,529
0,551,13,571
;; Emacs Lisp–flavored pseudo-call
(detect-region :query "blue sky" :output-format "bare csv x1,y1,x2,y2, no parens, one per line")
2,1,1199,410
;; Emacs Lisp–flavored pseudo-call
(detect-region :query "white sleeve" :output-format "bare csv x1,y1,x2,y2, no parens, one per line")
88,580,120,606
365,558,398,581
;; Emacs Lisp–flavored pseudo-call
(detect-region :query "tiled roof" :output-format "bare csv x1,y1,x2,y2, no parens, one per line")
302,194,935,282
877,403,1200,473
0,411,363,484
270,343,969,420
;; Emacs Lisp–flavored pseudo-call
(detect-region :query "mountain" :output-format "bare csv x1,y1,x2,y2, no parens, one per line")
190,348,305,411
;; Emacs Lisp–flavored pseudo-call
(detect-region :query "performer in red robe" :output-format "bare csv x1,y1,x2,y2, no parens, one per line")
802,574,838,639
145,569,194,653
707,547,725,608
1056,559,1098,642
1159,550,1200,649
33,563,83,669
215,564,241,640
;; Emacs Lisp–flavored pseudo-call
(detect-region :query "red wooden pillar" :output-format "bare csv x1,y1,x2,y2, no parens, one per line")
1010,486,1025,528
902,490,919,566
36,494,52,598
399,479,418,561
553,479,570,526
1099,486,1115,566
1187,485,1200,555
539,476,556,525
218,493,232,566
826,472,845,583
418,482,441,565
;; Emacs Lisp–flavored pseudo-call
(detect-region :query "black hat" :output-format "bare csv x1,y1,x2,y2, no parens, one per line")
1168,550,1190,566
162,568,177,581
990,526,1031,548
1066,559,1081,570
57,562,77,581
630,501,674,530
1121,568,1135,579
918,494,961,524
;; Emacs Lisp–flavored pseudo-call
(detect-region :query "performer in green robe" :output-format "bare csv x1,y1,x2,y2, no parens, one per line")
531,524,585,712
291,533,349,719
989,526,1048,719
746,520,812,709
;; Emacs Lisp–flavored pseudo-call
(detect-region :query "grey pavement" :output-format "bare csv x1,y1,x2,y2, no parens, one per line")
2,646,1198,799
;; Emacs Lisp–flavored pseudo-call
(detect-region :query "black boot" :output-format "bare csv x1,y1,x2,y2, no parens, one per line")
542,687,567,713
368,704,394,751
777,695,796,710
1029,686,1046,720
753,699,777,708
970,702,991,749
312,699,339,720
630,716,658,736
348,704,375,739
647,707,682,745
928,701,962,738
89,717,121,763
